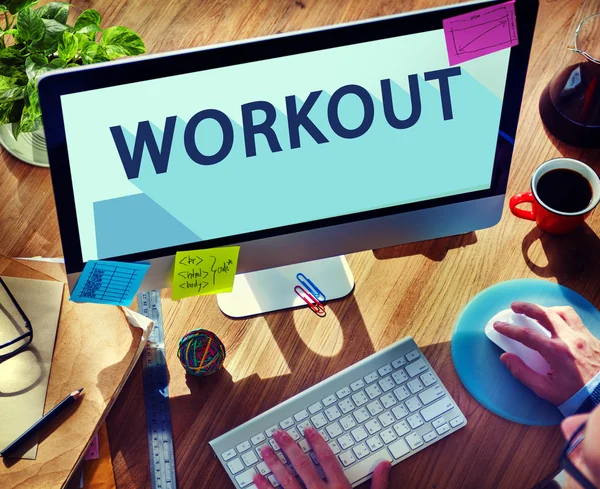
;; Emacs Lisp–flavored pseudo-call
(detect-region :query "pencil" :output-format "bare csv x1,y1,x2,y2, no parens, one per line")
0,388,84,458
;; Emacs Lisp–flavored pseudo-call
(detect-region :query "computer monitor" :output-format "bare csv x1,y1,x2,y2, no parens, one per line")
39,0,538,316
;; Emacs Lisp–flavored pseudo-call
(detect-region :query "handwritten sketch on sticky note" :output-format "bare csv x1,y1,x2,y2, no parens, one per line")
443,0,518,66
70,260,150,306
172,247,240,300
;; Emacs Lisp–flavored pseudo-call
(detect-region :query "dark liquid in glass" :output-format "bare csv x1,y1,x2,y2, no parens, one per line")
537,169,593,213
539,61,600,147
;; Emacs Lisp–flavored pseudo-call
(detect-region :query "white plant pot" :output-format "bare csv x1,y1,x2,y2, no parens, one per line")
0,124,49,167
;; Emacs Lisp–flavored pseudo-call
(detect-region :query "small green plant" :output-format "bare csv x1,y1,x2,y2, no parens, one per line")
0,1,145,138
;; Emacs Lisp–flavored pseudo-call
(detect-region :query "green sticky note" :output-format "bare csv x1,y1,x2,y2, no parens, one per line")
172,246,240,300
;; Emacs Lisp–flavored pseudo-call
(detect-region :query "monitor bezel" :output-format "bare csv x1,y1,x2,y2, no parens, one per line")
39,0,539,274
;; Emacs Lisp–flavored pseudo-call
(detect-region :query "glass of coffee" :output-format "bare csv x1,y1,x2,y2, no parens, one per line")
509,158,600,234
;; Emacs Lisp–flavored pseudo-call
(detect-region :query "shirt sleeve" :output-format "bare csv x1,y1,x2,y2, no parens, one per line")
558,371,600,417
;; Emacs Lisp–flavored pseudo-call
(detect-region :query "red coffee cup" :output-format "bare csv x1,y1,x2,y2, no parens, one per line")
509,158,600,234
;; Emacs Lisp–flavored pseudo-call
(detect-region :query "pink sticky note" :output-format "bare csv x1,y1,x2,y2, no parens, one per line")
84,434,99,460
443,0,518,66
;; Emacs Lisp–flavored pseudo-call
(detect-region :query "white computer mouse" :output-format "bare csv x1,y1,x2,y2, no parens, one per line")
485,309,552,375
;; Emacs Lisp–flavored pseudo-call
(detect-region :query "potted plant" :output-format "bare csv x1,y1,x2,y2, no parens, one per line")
0,1,145,166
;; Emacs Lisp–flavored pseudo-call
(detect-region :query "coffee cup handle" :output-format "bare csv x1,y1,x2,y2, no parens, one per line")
509,192,536,221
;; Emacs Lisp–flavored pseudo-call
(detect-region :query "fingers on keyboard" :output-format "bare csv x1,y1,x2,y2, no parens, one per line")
261,445,302,489
305,427,347,486
273,430,322,486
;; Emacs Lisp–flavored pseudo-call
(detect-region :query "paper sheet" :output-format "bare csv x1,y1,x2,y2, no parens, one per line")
0,278,64,459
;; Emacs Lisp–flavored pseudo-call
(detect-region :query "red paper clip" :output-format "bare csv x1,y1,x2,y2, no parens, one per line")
294,285,326,317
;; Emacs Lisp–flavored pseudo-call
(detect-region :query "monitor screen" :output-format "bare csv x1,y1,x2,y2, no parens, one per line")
60,28,509,263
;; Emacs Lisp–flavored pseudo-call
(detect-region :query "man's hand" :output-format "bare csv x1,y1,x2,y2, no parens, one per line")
493,301,600,405
253,427,391,489
561,405,600,488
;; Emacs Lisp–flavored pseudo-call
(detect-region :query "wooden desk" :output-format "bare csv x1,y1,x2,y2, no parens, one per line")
1,0,600,488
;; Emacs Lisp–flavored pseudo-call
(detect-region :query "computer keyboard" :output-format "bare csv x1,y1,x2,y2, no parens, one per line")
210,336,466,488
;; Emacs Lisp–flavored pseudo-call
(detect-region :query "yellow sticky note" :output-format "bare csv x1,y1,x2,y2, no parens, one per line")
172,246,240,300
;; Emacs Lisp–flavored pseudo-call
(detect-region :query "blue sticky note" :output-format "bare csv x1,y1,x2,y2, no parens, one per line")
70,260,150,306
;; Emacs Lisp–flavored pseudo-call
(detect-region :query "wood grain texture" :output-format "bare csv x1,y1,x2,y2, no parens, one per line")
0,0,599,488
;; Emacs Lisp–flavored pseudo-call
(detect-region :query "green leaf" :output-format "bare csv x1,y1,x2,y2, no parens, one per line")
75,23,102,41
33,18,69,54
15,7,45,43
58,30,76,62
0,46,26,64
73,9,101,31
3,0,39,15
74,32,91,50
100,26,145,59
80,42,108,64
0,84,24,102
36,2,69,24
0,102,14,124
24,53,48,82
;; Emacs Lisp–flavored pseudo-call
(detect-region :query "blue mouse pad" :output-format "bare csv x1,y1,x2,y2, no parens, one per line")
451,279,600,426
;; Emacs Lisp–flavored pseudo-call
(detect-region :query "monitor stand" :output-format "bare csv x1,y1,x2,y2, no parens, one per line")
216,256,355,318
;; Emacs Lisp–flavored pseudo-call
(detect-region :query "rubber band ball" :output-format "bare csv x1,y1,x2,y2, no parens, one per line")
177,329,226,376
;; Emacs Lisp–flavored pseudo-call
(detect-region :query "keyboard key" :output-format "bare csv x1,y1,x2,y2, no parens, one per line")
450,416,464,428
322,394,337,406
338,433,355,450
339,450,357,467
406,350,419,362
366,384,382,399
388,439,410,459
297,420,312,435
286,427,300,441
378,364,393,376
340,415,357,431
344,450,393,484
326,421,343,438
325,406,342,421
364,371,379,384
366,400,384,416
405,358,427,377
365,419,382,434
367,435,385,451
236,441,251,453
255,443,268,460
227,457,244,474
352,391,369,407
392,369,408,385
378,376,395,392
419,384,444,405
420,397,453,421
336,386,352,399
222,449,236,461
405,397,422,412
311,413,328,429
407,378,424,394
235,468,256,488
276,452,287,464
266,425,278,438
391,357,407,369
251,433,266,445
269,438,280,451
407,413,424,429
405,432,424,450
268,474,280,487
353,442,370,459
354,407,370,424
393,420,410,437
328,440,341,454
351,426,368,442
423,430,437,442
420,371,436,386
393,386,410,401
308,402,323,414
256,461,272,475
436,423,451,435
338,398,354,414
392,404,408,419
432,417,446,429
318,429,329,442
380,393,397,409
378,411,395,427
379,428,397,444
310,452,319,464
280,417,294,430
350,379,365,391
242,450,258,466
294,410,309,422
298,439,311,453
